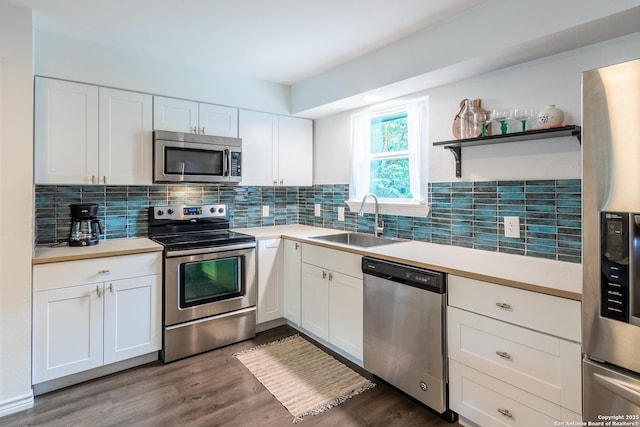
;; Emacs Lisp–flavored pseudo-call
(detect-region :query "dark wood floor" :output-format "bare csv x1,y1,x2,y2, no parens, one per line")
2,325,459,427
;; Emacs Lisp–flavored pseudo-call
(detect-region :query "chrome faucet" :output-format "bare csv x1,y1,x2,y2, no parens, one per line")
358,193,384,237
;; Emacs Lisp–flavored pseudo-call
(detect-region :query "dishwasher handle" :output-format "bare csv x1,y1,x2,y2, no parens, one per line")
362,256,445,294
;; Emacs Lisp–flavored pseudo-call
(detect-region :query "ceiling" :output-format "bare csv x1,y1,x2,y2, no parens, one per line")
4,0,484,85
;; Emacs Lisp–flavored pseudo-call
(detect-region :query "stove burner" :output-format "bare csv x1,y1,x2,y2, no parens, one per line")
148,204,255,251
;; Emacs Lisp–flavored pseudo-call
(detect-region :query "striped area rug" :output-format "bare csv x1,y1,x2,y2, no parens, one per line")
234,335,375,422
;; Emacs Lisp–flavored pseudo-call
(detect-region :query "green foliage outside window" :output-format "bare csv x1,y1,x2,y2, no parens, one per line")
369,112,412,199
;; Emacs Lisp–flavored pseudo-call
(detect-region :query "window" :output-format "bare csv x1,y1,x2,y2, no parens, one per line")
349,99,429,216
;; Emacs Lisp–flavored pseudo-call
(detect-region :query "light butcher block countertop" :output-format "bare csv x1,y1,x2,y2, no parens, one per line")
234,225,582,301
33,237,163,265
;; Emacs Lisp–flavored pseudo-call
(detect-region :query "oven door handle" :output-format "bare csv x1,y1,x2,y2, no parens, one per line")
165,242,256,258
594,372,640,406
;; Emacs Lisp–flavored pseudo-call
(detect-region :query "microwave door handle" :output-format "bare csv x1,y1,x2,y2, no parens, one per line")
223,149,229,176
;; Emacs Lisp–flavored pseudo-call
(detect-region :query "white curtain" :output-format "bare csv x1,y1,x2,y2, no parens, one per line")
349,111,371,200
407,100,425,203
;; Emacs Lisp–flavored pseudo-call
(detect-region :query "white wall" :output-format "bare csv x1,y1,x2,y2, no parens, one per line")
313,32,640,184
35,30,291,115
292,1,640,116
0,2,34,417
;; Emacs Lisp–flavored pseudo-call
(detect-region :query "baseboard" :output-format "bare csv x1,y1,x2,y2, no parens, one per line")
256,317,287,333
0,392,34,418
33,352,159,396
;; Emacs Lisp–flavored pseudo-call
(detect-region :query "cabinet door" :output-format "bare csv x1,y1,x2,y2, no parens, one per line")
283,240,302,326
278,115,312,186
34,77,99,184
33,284,104,383
257,239,284,323
153,96,198,133
199,103,238,137
239,109,277,186
301,263,329,341
103,275,161,364
329,271,363,360
99,88,153,185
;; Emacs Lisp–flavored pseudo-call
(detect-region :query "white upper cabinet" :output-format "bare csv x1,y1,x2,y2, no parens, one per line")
152,96,198,134
98,88,153,185
199,103,238,137
153,96,238,137
34,77,152,185
239,109,312,186
278,115,313,186
35,78,99,184
239,109,277,186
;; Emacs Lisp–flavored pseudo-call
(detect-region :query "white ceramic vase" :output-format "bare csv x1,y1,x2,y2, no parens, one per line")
536,105,564,128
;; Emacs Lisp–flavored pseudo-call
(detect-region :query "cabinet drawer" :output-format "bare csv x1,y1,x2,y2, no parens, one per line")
301,244,362,278
34,253,162,291
448,307,582,414
449,360,582,427
448,275,581,342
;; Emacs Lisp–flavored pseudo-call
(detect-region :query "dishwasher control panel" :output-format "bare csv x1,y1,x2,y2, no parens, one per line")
362,257,445,293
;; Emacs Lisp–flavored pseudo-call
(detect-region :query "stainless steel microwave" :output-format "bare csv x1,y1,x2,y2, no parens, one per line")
153,130,242,184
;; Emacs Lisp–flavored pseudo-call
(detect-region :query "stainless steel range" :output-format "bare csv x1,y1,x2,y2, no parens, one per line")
148,204,257,362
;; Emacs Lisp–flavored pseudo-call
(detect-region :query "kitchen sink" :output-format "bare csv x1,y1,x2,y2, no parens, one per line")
309,232,403,248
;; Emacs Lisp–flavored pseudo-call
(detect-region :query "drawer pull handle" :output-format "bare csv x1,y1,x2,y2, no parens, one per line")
496,302,512,310
98,269,111,275
496,351,512,360
497,408,513,418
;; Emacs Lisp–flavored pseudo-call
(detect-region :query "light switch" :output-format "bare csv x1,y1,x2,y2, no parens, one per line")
262,205,269,217
314,204,321,217
338,207,345,221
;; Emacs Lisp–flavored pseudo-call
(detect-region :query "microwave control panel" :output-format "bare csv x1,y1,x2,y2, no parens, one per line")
229,151,241,177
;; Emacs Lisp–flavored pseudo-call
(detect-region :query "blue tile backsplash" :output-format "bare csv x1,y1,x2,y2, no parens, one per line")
35,179,581,263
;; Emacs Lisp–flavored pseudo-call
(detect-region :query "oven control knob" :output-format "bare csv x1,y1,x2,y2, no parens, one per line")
218,207,225,214
156,209,164,217
167,208,174,215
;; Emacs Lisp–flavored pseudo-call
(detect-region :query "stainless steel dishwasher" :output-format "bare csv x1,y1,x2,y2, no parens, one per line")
362,256,455,421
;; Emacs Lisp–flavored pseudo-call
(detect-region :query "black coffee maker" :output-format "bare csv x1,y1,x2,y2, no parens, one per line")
69,203,103,247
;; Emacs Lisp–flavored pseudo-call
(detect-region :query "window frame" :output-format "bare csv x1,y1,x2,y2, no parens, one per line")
347,98,430,217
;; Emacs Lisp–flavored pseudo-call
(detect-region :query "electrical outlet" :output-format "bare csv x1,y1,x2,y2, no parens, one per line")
262,205,269,217
338,207,345,221
314,204,321,217
504,216,520,238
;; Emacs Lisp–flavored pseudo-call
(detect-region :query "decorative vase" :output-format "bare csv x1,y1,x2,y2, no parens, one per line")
536,105,564,128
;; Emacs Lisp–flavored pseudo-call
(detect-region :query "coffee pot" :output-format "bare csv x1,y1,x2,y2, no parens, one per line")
69,203,103,247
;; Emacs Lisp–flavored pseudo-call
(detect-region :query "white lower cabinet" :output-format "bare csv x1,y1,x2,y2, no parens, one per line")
257,239,284,324
447,275,582,425
103,275,161,364
328,270,363,360
283,240,302,326
301,263,330,340
32,253,161,384
301,244,363,360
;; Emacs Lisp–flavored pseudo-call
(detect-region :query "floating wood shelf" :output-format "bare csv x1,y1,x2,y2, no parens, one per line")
433,125,581,178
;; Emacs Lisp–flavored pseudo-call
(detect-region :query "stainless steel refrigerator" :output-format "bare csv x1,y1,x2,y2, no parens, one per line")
582,58,640,420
